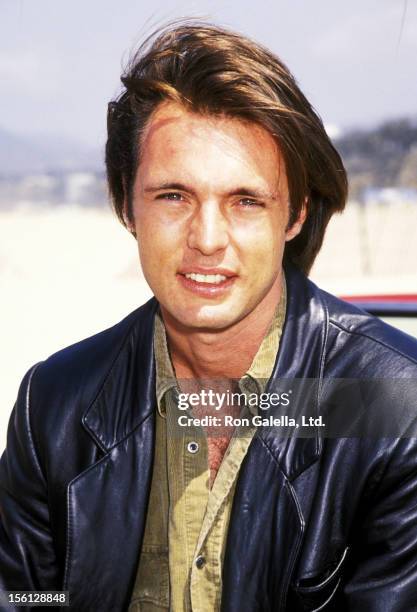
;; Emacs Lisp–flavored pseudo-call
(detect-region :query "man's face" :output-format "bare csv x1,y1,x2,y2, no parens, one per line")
131,102,304,332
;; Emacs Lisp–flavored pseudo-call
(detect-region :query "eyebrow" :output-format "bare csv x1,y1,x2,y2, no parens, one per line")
143,182,198,197
228,187,277,200
143,182,277,200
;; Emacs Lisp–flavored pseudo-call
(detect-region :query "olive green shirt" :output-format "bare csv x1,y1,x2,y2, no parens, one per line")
129,283,286,611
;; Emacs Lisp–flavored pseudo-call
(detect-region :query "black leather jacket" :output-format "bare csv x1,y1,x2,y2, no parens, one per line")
1,263,417,611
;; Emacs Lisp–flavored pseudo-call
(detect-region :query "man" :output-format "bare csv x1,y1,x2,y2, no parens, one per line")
1,23,417,612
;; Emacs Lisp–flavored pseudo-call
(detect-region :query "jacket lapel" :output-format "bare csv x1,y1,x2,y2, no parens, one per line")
258,261,328,478
221,436,305,612
63,299,158,610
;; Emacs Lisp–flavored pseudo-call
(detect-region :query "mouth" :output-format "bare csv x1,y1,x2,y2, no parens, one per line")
184,272,227,284
177,268,237,297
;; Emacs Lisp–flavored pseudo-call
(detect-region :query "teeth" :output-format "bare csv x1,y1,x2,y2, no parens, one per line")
185,273,228,284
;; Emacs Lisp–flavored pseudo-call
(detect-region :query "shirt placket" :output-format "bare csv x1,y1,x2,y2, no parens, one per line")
166,392,209,612
190,409,257,612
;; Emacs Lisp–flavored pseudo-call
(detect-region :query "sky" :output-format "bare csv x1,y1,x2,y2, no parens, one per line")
1,0,416,150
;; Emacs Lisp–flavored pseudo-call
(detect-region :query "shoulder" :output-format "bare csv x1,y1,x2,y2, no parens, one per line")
284,262,417,375
318,287,417,375
32,297,158,392
17,298,158,462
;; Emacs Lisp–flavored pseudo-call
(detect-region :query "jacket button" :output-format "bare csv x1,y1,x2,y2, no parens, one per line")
195,555,206,569
187,441,199,454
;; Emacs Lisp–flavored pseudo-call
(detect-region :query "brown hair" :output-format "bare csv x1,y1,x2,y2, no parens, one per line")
106,23,348,274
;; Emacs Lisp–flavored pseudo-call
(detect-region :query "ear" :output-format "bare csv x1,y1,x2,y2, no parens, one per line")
285,197,308,242
123,196,137,238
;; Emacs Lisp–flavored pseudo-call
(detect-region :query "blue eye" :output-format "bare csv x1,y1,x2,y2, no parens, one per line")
239,198,262,207
157,192,183,201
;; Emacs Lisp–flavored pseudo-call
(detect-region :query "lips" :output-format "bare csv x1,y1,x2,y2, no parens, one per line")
185,272,227,284
177,268,237,297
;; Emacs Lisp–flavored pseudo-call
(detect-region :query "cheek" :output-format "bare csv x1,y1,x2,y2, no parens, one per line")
136,202,187,237
135,203,157,234
233,217,285,269
135,210,183,275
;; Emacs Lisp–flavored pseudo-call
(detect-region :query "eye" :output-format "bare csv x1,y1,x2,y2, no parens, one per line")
156,192,184,201
238,198,263,208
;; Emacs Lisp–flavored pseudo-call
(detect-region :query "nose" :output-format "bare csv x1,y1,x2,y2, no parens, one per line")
187,200,229,255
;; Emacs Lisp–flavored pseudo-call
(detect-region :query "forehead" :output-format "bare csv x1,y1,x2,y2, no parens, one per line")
137,101,286,188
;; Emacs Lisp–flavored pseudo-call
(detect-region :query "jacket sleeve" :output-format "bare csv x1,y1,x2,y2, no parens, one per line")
342,436,417,611
0,364,60,597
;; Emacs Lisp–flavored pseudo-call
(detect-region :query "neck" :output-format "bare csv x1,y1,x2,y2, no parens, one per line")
161,273,283,380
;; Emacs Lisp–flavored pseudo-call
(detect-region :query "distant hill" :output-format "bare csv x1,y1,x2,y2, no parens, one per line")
0,127,102,175
335,118,417,199
0,118,416,206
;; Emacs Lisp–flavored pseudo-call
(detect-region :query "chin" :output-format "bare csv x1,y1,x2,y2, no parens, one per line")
172,304,243,332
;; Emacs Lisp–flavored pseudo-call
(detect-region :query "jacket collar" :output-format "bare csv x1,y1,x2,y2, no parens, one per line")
259,261,328,479
82,262,328,476
82,298,159,452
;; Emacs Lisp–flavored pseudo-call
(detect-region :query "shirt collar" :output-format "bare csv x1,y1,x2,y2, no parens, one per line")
153,312,178,416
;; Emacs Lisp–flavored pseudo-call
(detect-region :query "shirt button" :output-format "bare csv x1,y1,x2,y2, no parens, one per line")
187,441,199,454
195,555,206,569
